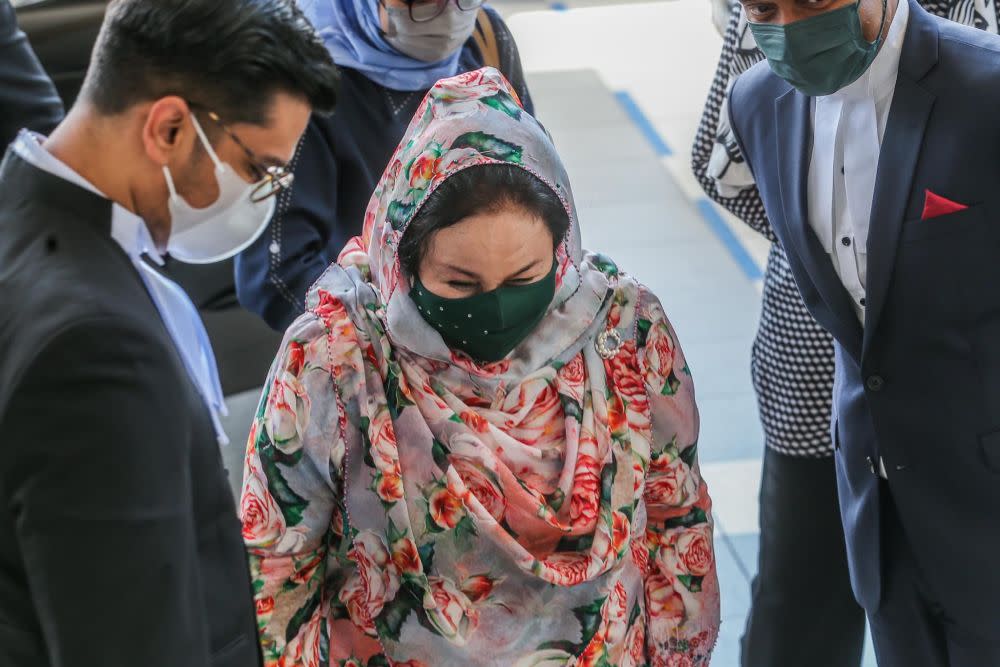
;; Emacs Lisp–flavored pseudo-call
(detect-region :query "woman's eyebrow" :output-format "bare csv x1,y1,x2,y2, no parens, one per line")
443,264,481,278
511,259,541,276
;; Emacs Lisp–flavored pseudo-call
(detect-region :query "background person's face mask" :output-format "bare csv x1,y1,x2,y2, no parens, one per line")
383,2,479,63
749,0,888,97
409,259,558,363
162,114,276,264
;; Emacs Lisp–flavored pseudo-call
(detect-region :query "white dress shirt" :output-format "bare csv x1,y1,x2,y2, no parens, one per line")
807,0,910,323
12,130,230,445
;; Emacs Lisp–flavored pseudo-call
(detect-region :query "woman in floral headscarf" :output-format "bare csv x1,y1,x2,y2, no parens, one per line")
240,67,719,667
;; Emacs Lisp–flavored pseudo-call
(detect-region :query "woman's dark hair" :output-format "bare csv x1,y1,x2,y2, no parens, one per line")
398,164,570,278
82,0,339,124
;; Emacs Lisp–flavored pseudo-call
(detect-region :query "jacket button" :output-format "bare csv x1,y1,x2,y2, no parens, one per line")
866,375,884,391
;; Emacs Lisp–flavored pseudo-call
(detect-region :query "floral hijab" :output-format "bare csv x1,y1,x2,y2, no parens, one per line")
242,68,719,667
335,67,608,380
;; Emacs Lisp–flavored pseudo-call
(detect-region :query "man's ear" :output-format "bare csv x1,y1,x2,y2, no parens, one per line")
141,96,193,166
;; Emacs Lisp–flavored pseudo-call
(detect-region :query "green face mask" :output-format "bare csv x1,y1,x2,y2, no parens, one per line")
749,0,888,97
410,259,558,363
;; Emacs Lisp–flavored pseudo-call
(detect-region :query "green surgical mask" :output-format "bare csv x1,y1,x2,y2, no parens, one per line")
749,0,888,97
410,259,558,363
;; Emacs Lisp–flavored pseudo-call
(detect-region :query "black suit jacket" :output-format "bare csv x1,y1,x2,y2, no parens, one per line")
0,1,63,147
0,151,261,666
729,0,1000,639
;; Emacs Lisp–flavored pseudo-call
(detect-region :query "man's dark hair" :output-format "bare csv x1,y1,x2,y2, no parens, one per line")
81,0,339,124
399,164,571,279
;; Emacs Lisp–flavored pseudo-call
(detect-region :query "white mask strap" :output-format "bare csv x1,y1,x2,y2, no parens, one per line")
162,164,180,198
189,113,224,170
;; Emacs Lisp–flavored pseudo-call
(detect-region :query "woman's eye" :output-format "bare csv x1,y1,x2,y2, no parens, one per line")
506,275,542,287
447,281,477,290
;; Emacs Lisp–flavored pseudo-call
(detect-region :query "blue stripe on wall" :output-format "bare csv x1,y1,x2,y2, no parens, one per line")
613,90,672,157
695,198,764,281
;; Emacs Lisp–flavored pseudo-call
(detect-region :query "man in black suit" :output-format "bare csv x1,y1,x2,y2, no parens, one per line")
0,1,338,665
0,0,63,146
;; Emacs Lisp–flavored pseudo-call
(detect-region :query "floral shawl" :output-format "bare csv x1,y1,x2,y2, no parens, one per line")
240,68,720,667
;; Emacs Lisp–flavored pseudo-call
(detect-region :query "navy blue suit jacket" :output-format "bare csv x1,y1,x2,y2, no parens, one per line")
729,0,1000,637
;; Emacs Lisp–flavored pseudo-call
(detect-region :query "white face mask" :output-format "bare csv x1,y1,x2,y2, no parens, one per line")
163,114,276,264
383,3,479,63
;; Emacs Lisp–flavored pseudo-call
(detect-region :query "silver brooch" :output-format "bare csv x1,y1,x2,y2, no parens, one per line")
596,328,623,359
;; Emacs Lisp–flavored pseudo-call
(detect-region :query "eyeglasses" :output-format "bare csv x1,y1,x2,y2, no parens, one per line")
187,103,294,203
390,0,485,23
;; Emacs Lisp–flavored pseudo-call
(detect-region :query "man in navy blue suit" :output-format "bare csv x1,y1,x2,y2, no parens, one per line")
0,0,63,146
726,0,1000,663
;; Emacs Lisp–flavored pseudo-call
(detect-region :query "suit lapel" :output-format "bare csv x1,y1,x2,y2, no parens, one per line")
774,89,864,362
863,0,939,354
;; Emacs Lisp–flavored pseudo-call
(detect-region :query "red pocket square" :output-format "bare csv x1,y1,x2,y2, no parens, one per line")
922,190,968,221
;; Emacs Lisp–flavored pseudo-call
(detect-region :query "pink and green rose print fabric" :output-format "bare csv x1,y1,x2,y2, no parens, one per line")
240,67,720,667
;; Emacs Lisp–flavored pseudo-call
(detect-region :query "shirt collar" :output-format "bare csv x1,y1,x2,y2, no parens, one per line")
11,130,164,266
826,0,909,103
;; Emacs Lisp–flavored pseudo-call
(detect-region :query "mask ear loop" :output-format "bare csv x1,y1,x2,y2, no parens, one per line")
189,112,225,171
871,0,888,44
380,0,401,38
162,164,180,198
162,111,224,201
